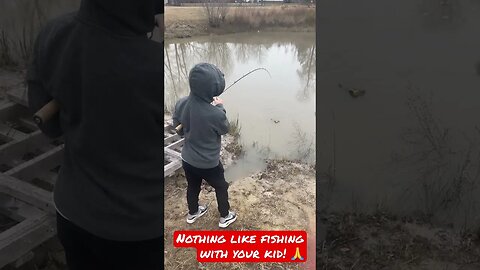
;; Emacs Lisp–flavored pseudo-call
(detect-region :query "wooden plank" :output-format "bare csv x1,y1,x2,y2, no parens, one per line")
0,102,24,123
164,155,174,163
37,171,58,186
0,134,13,146
165,148,181,159
0,192,46,222
164,121,184,177
164,133,180,144
0,214,55,268
165,138,184,150
0,123,27,141
0,130,52,166
6,87,28,107
164,159,182,177
18,118,38,133
0,174,55,214
5,145,64,182
0,193,54,268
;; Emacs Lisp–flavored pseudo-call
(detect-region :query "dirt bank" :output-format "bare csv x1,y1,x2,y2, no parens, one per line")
165,5,315,39
164,155,316,269
318,212,480,270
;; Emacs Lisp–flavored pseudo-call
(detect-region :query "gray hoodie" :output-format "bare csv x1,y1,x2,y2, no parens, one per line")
173,63,229,169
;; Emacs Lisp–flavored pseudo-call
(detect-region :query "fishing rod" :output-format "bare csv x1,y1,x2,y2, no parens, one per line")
223,67,271,94
174,67,271,133
33,68,271,129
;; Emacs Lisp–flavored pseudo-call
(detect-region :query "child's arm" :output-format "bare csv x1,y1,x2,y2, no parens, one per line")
172,97,188,135
212,109,229,136
212,97,226,113
211,97,229,135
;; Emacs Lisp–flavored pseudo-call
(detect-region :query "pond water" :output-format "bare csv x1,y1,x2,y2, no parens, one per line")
164,32,316,181
318,0,480,229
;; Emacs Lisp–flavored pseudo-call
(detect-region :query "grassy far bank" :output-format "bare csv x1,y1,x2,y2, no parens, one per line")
165,5,315,39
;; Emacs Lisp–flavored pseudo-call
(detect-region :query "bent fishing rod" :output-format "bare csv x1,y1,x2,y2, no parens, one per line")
32,68,272,128
174,67,271,133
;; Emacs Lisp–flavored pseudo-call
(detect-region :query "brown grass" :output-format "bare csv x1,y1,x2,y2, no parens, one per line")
225,6,315,29
0,30,17,68
165,7,208,25
165,6,315,38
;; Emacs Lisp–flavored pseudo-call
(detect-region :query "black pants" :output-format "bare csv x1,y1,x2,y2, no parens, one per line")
182,160,230,217
56,212,163,270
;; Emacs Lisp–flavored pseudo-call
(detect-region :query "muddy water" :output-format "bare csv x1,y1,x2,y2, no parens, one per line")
318,0,480,229
165,32,316,181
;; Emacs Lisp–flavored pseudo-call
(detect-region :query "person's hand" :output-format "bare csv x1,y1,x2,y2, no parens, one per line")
211,97,223,106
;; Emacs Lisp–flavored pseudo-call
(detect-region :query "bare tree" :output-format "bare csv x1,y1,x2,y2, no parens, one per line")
203,0,230,28
399,86,480,222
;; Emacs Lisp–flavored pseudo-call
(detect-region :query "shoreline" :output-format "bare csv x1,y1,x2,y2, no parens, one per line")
165,6,315,39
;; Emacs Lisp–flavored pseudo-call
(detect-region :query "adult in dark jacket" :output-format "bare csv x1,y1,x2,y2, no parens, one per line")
27,0,164,269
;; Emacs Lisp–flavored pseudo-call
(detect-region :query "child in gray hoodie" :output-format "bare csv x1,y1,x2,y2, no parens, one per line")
173,63,237,228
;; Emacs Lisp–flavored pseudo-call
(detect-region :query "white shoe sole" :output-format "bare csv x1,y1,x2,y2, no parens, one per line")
186,208,208,224
219,215,237,228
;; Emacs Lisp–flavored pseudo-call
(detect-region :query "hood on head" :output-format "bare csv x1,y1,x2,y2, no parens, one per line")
78,0,163,36
189,63,225,102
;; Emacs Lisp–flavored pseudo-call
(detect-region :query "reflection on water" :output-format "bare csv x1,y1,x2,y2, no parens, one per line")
318,0,480,230
224,145,266,182
165,32,316,171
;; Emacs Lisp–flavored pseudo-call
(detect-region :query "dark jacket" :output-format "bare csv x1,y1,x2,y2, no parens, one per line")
27,0,164,241
173,63,229,169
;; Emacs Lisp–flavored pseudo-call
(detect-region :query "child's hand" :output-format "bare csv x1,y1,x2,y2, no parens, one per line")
211,97,224,106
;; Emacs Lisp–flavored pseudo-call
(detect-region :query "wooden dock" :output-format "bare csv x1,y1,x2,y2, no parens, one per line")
164,119,184,177
0,86,59,269
0,87,185,268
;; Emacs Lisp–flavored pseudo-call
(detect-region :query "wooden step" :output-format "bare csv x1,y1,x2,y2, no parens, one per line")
0,130,52,168
165,138,184,150
0,214,55,268
164,159,182,178
0,174,54,214
0,123,27,141
5,145,64,183
18,118,39,133
0,102,24,123
164,133,180,145
6,88,28,107
0,192,55,268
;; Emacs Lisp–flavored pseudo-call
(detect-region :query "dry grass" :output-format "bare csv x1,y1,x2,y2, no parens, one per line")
225,6,315,29
0,30,17,68
165,6,315,38
165,7,208,25
228,116,241,139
